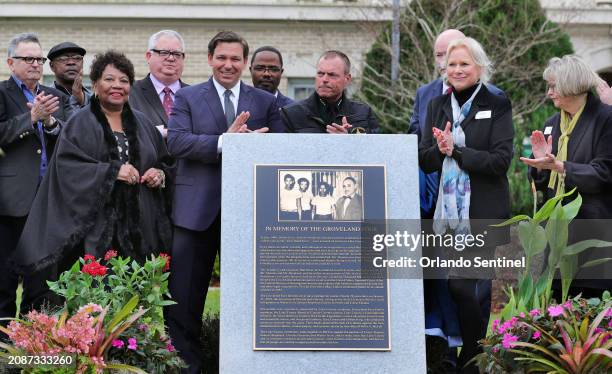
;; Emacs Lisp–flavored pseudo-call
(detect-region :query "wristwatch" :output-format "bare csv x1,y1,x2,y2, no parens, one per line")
43,116,57,128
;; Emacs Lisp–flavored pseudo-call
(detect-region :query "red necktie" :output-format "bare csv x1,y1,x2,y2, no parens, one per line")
445,87,452,95
162,87,173,117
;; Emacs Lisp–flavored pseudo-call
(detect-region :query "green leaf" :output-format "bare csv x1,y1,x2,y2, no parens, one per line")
581,258,612,268
564,239,612,256
559,256,577,302
579,317,589,342
104,363,149,374
561,193,582,221
106,295,139,333
546,203,568,270
533,189,572,224
491,214,531,227
518,221,547,258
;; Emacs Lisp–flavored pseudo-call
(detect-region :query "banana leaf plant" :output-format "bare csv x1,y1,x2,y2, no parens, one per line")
493,186,612,320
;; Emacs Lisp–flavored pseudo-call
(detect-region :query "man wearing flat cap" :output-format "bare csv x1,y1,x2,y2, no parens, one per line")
48,41,91,108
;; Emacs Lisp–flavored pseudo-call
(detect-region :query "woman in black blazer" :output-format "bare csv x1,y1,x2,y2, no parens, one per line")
521,55,612,297
419,37,514,373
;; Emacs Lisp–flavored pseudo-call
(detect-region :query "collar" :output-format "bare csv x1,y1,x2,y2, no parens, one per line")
212,77,241,99
316,91,344,110
12,75,39,94
149,74,181,95
442,80,450,95
53,81,71,95
274,91,279,98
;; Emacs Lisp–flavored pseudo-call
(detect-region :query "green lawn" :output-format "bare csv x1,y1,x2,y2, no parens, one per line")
204,287,220,316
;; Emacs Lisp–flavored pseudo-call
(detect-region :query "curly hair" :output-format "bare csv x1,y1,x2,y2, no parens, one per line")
89,50,135,85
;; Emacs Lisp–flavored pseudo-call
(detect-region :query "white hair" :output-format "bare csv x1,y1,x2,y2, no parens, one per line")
543,55,599,97
8,33,40,57
147,30,185,51
444,37,493,83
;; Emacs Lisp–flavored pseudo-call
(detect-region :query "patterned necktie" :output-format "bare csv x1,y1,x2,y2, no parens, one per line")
162,87,173,117
224,89,235,127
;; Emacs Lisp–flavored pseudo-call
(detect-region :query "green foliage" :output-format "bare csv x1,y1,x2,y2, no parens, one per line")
494,189,612,316
47,253,174,333
201,313,220,374
359,0,573,215
476,294,612,373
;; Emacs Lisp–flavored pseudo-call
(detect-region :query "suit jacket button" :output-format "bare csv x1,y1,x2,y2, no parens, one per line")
36,149,42,154
19,134,23,138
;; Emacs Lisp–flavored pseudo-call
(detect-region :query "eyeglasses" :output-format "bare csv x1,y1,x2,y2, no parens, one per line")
55,55,84,63
12,56,47,65
252,65,282,73
150,49,185,59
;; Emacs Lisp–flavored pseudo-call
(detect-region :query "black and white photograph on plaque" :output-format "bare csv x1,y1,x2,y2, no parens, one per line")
278,169,364,221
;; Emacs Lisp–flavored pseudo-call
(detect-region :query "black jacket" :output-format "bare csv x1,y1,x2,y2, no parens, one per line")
531,92,612,218
419,84,514,243
280,92,379,134
0,77,73,217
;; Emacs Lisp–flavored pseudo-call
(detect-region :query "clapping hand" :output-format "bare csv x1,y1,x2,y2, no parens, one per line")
227,111,251,133
519,130,563,172
28,91,60,124
432,121,453,156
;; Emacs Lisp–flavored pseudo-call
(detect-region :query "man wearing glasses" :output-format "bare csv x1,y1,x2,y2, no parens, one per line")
0,33,72,323
47,41,91,108
249,46,293,108
130,29,188,138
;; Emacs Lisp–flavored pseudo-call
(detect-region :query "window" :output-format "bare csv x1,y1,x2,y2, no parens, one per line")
287,78,315,101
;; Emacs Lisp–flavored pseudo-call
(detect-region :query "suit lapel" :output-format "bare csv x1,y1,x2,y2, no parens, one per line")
566,95,594,160
140,75,169,125
7,77,30,113
440,95,453,129
237,82,253,117
202,79,227,133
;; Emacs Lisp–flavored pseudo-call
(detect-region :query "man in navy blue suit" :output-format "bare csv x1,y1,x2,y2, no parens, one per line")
166,31,285,373
249,46,294,108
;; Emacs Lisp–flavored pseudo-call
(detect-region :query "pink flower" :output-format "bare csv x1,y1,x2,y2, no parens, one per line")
533,331,541,339
492,346,499,353
491,319,500,332
104,249,118,261
502,333,519,349
529,309,541,317
112,339,124,348
605,308,612,318
519,312,526,318
159,253,171,272
83,254,95,262
138,323,148,331
548,305,564,317
497,317,518,334
82,261,107,276
608,320,612,329
166,343,175,352
563,300,573,311
127,337,137,350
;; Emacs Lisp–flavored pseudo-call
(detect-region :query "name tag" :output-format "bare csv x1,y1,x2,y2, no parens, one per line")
475,110,491,119
544,126,553,135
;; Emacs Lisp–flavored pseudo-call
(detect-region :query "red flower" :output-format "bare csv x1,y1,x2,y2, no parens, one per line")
83,254,96,263
159,253,171,272
82,261,107,277
104,249,118,261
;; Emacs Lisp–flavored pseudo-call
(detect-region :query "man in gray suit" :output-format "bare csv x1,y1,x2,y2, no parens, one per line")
0,33,72,321
335,177,363,220
129,30,188,138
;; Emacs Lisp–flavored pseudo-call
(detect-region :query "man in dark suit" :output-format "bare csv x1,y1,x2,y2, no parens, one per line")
249,46,293,108
335,177,363,220
129,30,188,138
281,50,379,134
0,33,72,322
166,31,285,373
